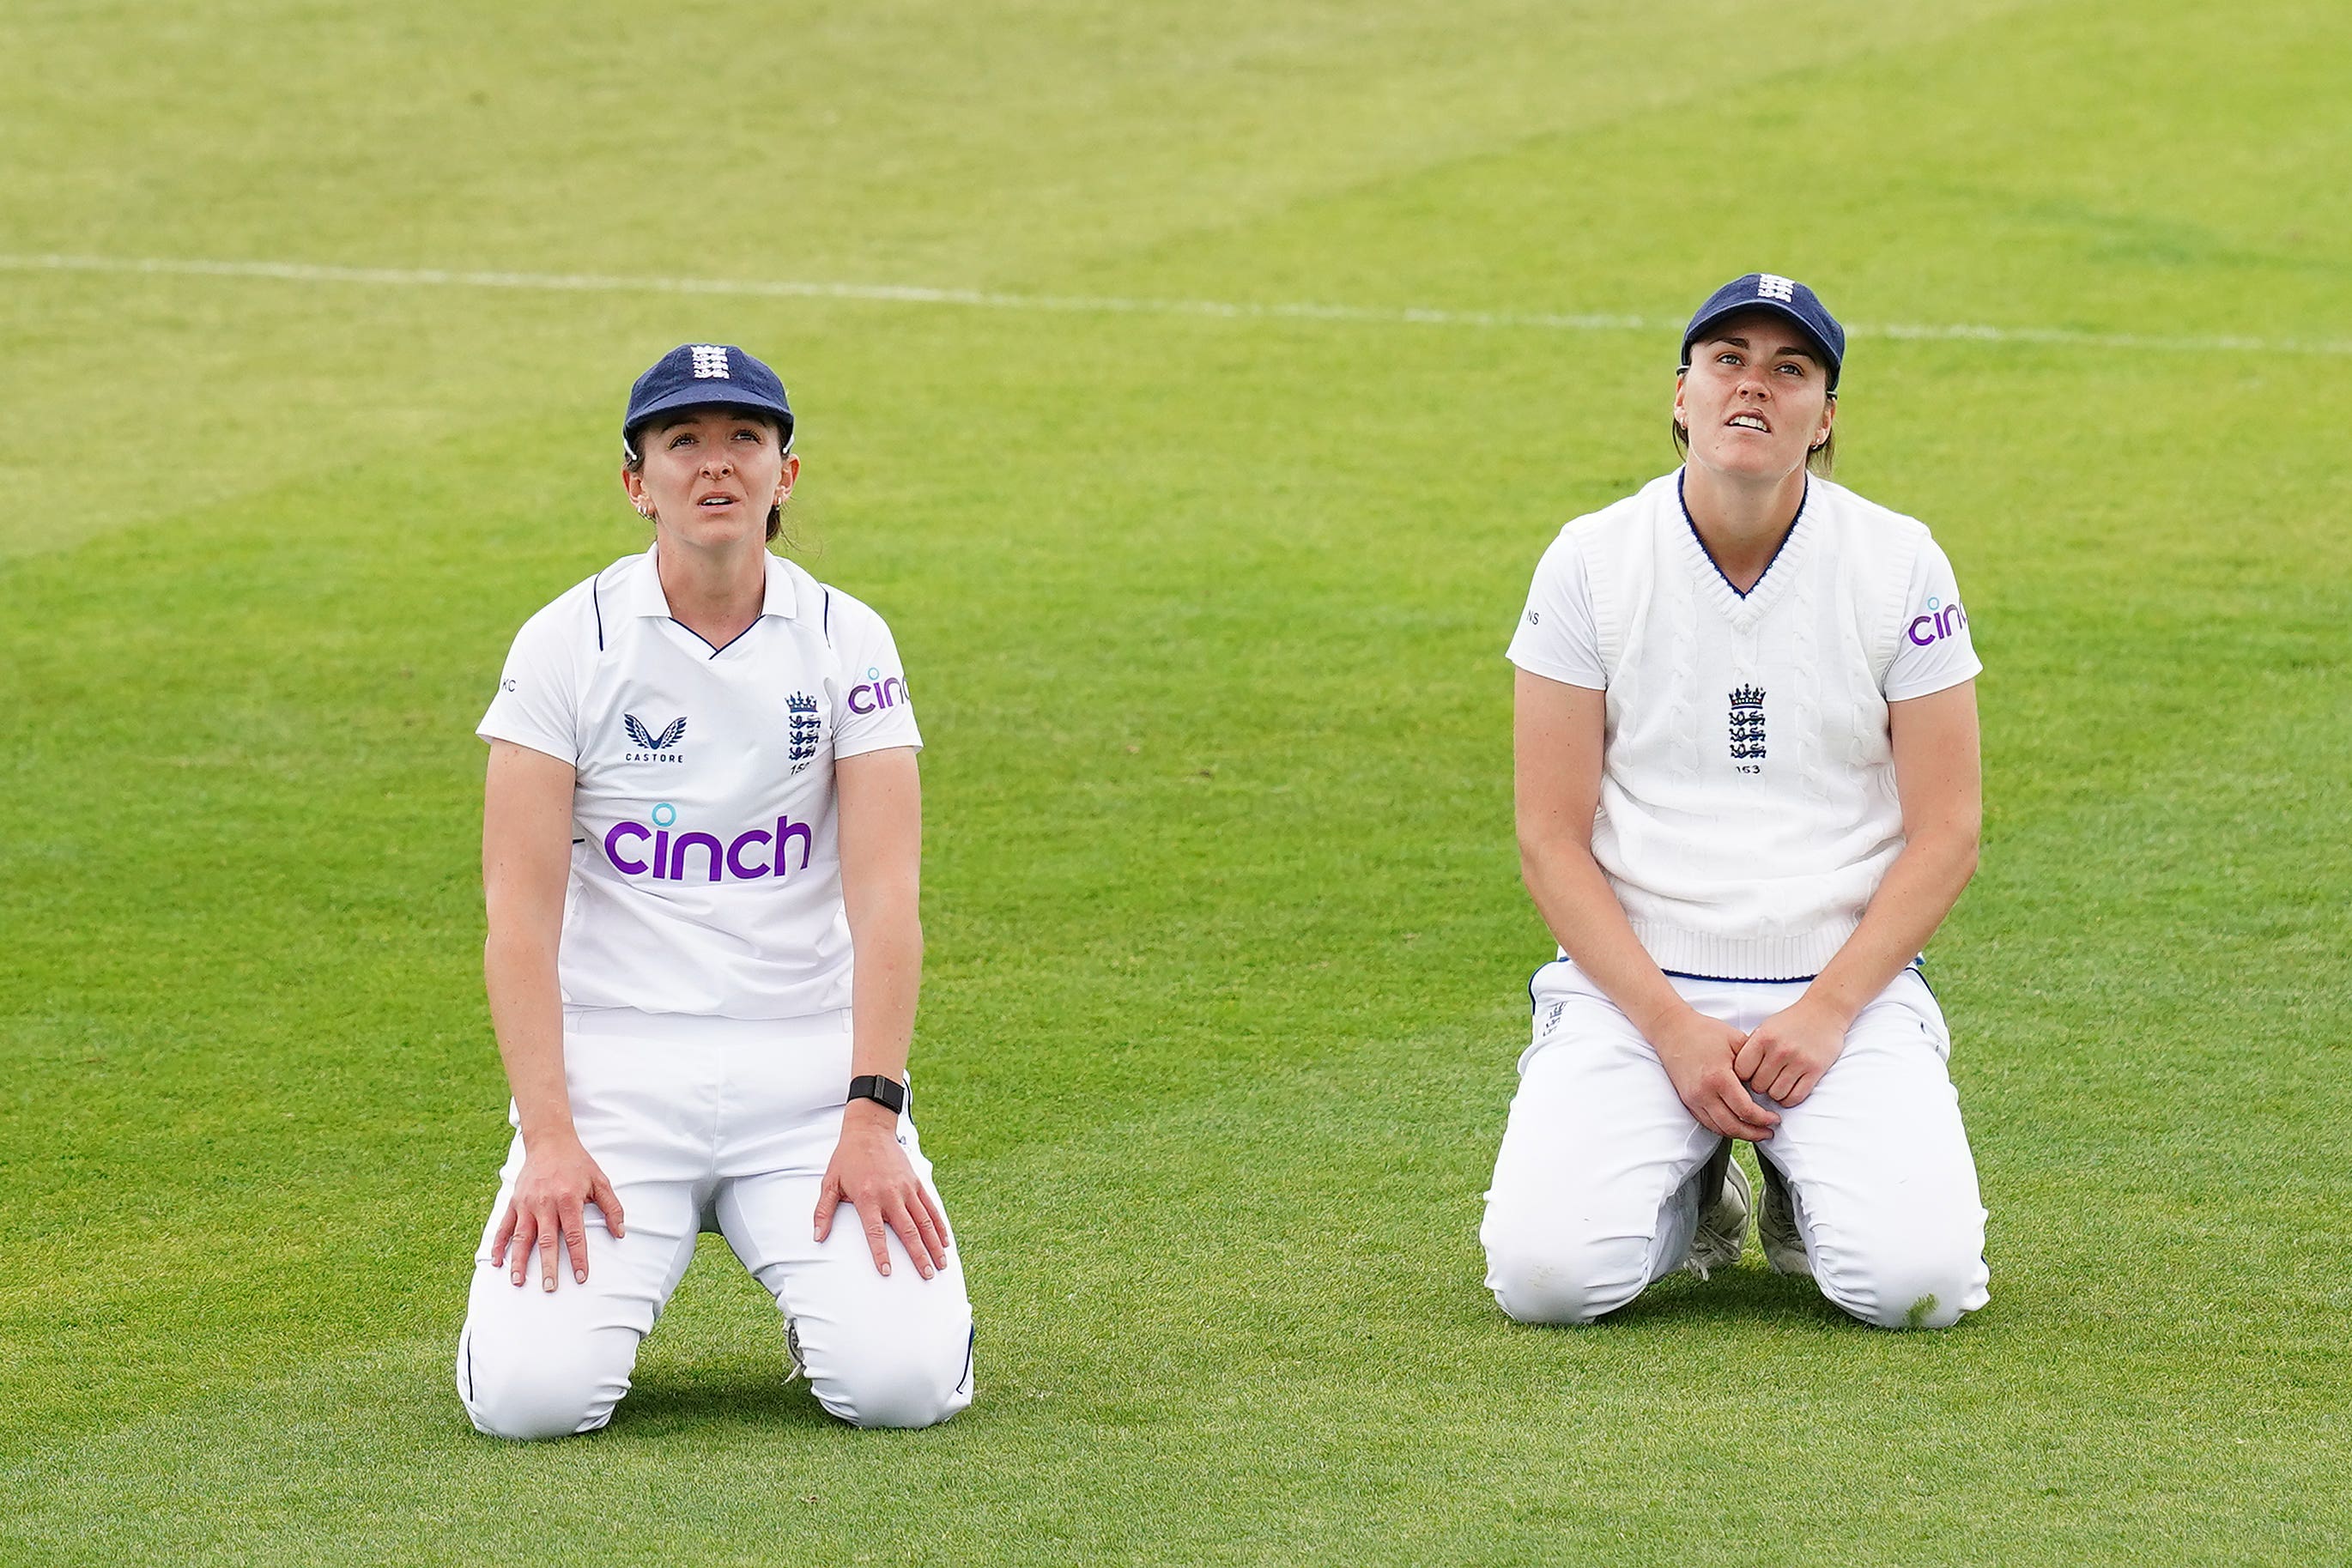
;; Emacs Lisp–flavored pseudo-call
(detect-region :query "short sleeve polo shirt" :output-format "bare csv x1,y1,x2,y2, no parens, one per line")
479,545,921,1020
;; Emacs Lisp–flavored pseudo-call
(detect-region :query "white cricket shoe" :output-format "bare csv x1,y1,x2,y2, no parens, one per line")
1757,1157,1811,1277
1683,1141,1751,1280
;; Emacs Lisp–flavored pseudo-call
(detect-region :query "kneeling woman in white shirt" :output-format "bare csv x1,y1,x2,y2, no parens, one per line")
1487,275,1991,1330
458,343,973,1437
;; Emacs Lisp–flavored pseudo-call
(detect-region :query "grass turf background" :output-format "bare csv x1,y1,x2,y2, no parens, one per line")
3,0,2348,1562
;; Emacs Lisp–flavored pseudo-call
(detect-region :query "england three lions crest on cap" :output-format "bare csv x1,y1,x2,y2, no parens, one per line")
1680,273,1846,390
622,343,794,457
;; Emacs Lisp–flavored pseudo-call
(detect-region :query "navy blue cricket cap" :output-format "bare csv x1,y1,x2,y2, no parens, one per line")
1680,274,1846,391
622,344,795,458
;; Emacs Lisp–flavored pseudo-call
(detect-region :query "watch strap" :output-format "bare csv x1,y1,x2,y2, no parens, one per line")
846,1074,907,1116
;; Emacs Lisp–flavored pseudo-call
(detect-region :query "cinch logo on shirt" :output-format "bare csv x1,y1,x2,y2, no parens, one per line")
1906,596,1970,647
846,667,907,716
603,802,815,882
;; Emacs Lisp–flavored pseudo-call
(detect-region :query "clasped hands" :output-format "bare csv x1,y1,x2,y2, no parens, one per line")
1648,994,1850,1142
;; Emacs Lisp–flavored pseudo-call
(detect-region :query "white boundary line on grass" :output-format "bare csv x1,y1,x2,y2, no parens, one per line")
6,251,2347,358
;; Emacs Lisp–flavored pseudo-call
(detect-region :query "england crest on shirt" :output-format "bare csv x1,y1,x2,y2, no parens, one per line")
786,691,822,774
1728,685,1767,772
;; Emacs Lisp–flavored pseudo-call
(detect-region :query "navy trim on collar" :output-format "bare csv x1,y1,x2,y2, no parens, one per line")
1677,469,1808,601
667,616,764,660
622,543,802,623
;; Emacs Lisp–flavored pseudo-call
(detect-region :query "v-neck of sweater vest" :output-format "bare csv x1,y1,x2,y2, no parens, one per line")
1676,469,1812,625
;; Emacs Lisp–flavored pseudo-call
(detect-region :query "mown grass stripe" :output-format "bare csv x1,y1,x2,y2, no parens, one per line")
7,251,2346,359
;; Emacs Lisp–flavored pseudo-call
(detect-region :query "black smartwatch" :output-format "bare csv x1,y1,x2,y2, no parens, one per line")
846,1074,907,1116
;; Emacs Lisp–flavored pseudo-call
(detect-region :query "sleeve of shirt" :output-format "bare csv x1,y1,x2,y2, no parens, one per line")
1505,531,1606,689
832,596,924,759
476,603,584,764
1882,535,1984,701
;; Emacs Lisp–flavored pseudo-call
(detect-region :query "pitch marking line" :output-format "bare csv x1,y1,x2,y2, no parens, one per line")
5,252,2346,359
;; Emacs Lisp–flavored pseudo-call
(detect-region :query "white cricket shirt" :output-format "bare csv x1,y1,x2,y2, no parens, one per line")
479,545,922,1020
1507,471,1981,979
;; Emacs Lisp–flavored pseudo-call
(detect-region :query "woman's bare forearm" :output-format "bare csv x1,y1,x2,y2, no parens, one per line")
1804,680,1983,1024
481,740,583,1149
835,747,925,1129
1519,832,1688,1038
484,927,575,1145
1803,828,1977,1026
848,895,922,1085
1514,669,1692,1039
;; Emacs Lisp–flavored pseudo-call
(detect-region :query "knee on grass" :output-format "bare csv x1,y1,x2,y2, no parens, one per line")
458,1342,628,1441
1485,1236,1650,1326
1816,1237,1987,1331
804,1323,975,1430
462,1377,612,1442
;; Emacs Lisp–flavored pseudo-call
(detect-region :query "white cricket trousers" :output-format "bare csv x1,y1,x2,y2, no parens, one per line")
1482,961,1989,1329
456,1008,974,1439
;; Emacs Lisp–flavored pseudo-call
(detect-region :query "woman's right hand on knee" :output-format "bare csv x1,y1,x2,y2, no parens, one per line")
492,1131,627,1292
1647,1008,1781,1142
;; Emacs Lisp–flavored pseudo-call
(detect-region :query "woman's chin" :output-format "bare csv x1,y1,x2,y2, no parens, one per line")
663,510,763,548
1694,440,1805,482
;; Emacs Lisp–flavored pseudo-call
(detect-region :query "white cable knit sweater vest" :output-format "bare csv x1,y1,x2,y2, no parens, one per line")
1580,473,1929,978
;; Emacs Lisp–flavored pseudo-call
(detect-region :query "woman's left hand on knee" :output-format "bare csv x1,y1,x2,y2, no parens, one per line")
1735,996,1849,1108
813,1107,952,1280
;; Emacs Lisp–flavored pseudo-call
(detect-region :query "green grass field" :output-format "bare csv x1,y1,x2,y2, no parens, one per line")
3,1,2349,1562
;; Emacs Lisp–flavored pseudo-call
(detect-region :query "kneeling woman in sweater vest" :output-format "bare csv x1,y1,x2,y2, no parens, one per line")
1484,275,1989,1329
